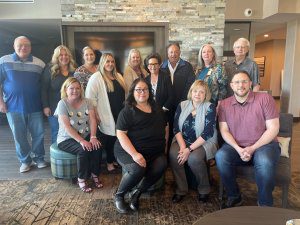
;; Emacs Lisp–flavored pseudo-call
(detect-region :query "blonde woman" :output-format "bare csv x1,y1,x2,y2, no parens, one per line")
169,80,218,204
42,45,76,143
123,49,148,89
86,53,127,171
74,46,98,90
55,77,102,193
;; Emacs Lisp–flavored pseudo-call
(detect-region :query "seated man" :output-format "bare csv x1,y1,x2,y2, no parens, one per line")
215,70,280,208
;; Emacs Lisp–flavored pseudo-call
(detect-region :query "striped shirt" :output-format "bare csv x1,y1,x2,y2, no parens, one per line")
0,53,45,113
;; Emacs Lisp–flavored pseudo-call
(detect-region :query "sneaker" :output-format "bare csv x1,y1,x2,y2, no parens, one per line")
35,160,48,169
20,162,34,173
222,195,243,209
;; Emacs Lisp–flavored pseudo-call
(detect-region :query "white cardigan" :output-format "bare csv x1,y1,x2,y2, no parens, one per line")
85,71,116,136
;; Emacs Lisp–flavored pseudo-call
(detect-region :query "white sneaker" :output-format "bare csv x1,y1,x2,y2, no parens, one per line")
36,160,48,169
20,162,33,173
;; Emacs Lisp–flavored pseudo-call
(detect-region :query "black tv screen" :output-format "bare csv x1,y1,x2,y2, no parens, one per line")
74,31,155,74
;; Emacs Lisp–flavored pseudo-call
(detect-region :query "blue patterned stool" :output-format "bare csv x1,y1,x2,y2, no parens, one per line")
50,143,77,179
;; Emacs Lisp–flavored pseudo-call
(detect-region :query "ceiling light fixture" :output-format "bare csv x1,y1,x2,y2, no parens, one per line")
264,34,269,38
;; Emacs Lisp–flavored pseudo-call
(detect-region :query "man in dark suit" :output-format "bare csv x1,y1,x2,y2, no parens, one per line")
160,43,195,147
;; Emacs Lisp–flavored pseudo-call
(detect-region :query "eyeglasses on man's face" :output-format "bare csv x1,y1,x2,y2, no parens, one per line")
231,80,250,85
134,88,149,94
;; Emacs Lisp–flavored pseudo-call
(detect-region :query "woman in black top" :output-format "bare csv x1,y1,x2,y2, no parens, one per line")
145,53,173,151
114,78,167,214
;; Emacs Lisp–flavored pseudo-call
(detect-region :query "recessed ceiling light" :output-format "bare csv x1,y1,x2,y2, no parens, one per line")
234,28,241,31
264,34,269,37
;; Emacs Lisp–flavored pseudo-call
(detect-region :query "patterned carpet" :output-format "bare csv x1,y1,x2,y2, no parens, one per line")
0,170,299,225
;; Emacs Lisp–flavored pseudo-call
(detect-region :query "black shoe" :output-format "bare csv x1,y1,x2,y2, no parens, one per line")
114,195,131,214
172,194,185,203
198,193,209,203
222,195,243,209
129,189,142,211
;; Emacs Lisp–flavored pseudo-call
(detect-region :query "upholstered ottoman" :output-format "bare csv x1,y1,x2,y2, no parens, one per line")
50,143,77,179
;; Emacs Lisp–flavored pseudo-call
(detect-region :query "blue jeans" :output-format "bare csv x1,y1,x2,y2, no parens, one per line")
6,111,45,164
215,142,280,206
48,115,59,144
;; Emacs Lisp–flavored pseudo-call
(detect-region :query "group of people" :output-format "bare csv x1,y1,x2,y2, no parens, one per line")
0,35,281,213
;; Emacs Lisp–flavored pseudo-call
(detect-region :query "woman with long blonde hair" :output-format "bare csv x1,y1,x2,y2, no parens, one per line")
86,53,126,172
123,49,148,89
42,45,76,143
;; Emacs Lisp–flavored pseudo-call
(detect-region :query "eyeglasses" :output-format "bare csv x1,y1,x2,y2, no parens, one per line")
134,88,149,94
231,80,250,85
148,63,159,67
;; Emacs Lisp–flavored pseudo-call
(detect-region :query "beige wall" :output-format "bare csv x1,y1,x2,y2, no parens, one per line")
0,0,61,19
255,39,285,96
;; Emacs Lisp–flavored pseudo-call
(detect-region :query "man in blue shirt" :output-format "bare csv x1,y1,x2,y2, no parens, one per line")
0,36,47,173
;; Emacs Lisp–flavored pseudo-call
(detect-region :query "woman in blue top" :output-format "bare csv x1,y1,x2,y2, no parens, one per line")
196,44,227,106
169,80,218,204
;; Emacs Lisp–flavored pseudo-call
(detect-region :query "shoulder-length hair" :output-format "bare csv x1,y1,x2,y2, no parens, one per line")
50,45,77,79
127,49,144,68
60,77,84,100
98,53,126,93
198,44,217,69
187,80,211,102
144,52,162,67
125,78,156,109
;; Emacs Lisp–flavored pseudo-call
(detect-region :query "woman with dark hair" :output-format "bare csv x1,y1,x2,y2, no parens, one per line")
144,52,173,113
114,78,167,214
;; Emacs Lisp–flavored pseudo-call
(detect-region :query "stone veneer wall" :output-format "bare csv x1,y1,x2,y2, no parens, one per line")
61,0,225,68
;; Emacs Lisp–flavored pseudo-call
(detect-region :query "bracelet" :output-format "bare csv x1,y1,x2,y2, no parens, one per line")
188,146,193,152
90,136,97,139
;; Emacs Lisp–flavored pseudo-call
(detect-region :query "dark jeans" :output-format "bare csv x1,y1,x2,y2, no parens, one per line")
98,131,116,164
58,136,102,179
215,142,280,206
116,154,167,197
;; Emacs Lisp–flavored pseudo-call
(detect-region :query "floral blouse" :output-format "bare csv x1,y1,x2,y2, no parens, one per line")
173,103,216,145
74,65,96,90
196,63,227,105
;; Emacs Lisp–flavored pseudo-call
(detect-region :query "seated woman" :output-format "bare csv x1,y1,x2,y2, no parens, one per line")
55,77,102,193
114,78,167,214
169,80,218,203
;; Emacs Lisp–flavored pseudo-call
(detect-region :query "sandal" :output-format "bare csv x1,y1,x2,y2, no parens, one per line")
77,179,92,193
91,174,103,189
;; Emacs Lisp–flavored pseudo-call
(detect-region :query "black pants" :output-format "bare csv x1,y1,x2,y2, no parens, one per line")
58,136,101,179
98,131,117,164
116,154,167,196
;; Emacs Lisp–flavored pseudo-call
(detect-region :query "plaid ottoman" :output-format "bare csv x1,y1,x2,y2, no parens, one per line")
50,143,77,179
